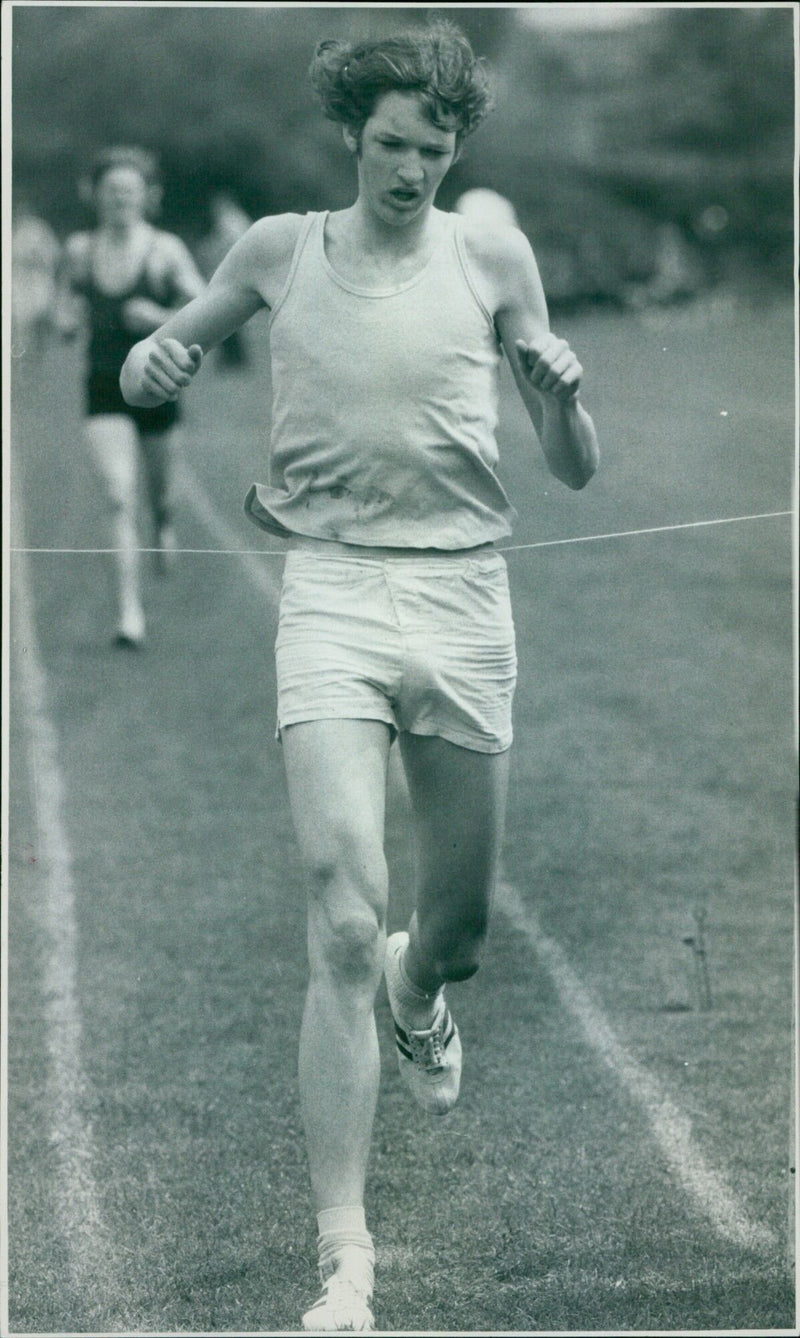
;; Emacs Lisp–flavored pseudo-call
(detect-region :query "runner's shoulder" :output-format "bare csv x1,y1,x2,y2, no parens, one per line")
459,215,535,279
234,212,306,266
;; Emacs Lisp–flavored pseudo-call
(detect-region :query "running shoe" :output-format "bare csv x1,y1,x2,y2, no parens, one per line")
114,606,145,649
384,931,462,1116
301,1272,374,1333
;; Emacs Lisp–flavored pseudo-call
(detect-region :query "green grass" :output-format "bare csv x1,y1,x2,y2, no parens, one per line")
7,293,796,1333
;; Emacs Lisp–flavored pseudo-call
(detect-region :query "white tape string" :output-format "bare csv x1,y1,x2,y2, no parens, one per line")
9,508,791,558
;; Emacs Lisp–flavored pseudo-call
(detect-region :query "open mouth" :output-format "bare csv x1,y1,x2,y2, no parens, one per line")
388,189,421,207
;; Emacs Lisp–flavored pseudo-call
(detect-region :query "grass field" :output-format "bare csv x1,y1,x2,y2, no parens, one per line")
5,292,797,1335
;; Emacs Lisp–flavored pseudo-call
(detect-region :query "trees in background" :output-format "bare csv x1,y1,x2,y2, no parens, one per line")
11,5,794,304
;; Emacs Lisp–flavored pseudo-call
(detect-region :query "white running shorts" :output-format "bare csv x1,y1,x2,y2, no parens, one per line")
274,548,517,754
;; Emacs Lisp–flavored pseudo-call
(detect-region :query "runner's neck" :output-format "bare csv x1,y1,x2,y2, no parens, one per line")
325,205,445,284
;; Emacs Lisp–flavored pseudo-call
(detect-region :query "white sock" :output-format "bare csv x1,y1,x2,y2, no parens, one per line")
316,1206,374,1293
393,944,443,1030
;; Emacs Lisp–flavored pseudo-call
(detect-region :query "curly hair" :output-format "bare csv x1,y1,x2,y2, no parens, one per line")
309,20,494,147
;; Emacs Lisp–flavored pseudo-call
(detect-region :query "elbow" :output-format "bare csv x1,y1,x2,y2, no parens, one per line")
549,448,599,491
560,473,591,492
566,455,599,491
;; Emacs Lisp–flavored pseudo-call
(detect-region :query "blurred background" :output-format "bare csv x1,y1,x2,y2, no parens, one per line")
11,3,796,311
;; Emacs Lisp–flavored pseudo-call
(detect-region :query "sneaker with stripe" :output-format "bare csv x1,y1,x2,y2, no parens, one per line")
384,931,462,1116
301,1272,375,1332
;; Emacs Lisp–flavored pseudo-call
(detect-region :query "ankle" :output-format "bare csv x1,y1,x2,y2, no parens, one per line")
399,946,440,999
317,1206,374,1290
392,945,442,1029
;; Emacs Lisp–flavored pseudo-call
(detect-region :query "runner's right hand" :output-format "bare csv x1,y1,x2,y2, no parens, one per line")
141,338,203,401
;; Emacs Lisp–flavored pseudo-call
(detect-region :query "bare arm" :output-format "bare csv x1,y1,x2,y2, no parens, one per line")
468,225,599,490
120,215,300,407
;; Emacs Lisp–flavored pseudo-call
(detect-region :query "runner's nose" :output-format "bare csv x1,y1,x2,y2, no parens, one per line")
397,158,424,186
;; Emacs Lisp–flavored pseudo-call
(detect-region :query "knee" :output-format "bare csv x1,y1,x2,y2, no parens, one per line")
321,911,385,986
305,852,388,987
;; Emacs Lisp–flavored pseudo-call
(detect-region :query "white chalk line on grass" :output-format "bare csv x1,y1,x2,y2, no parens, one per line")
8,507,792,558
174,463,780,1258
172,456,283,601
9,487,125,1313
496,877,778,1253
9,450,781,1333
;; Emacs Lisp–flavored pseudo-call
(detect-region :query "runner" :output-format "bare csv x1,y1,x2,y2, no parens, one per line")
121,21,599,1330
11,196,60,358
56,146,204,646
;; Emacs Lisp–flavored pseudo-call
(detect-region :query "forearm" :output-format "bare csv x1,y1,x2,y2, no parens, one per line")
120,279,264,407
126,297,178,333
540,397,600,490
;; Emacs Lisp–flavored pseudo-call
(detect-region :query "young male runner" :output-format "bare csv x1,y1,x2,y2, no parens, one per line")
121,21,599,1332
57,147,204,645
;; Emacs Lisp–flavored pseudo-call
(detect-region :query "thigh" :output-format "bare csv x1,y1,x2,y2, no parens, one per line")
275,553,400,736
393,552,517,754
281,718,393,916
399,732,511,925
84,415,139,504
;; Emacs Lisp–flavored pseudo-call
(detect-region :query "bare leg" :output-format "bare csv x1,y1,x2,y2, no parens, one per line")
139,428,176,571
281,718,393,1212
85,414,144,641
398,735,511,992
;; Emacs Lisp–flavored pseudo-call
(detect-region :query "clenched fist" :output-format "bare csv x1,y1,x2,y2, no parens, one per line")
516,334,583,403
140,338,203,402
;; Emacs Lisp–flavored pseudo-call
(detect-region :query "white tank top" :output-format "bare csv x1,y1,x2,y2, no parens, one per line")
245,210,517,548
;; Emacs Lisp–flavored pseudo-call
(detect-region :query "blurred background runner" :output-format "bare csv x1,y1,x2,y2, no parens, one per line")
11,196,61,358
55,146,204,647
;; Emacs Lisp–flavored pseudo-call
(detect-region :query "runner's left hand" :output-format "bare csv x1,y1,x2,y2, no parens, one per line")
516,334,582,403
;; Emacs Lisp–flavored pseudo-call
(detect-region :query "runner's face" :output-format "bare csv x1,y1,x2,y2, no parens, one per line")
95,167,149,227
351,91,457,226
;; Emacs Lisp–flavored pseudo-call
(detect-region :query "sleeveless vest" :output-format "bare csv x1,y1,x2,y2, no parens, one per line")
245,210,516,548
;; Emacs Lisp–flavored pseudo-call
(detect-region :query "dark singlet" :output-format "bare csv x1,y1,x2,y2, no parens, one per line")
75,232,180,428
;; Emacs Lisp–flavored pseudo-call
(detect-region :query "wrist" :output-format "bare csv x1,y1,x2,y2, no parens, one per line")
541,392,581,417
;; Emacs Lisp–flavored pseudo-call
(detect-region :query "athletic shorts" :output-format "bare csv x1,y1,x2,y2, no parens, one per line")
275,547,517,753
86,371,179,433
